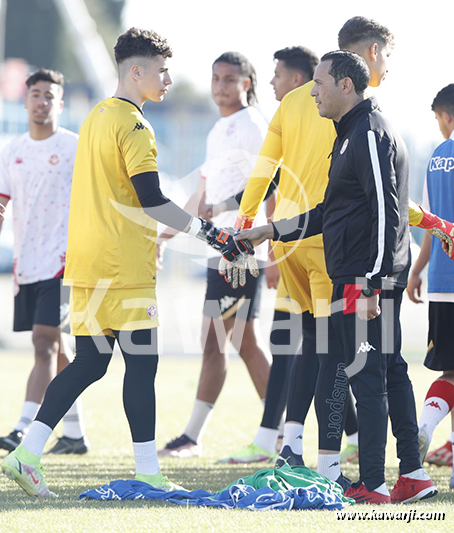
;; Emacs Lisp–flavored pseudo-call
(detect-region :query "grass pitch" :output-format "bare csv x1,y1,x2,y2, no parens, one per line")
0,350,453,532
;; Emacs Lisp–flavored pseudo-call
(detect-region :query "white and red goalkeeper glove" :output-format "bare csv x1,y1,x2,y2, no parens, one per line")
418,206,454,260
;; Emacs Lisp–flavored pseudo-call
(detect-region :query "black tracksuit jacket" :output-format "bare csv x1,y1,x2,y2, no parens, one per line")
273,97,410,289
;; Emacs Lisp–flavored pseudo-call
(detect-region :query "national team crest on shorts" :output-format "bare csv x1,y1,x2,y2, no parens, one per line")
147,304,158,319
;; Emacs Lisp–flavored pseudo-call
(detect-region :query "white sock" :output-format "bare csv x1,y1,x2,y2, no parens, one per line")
282,422,303,455
21,421,53,457
318,453,341,481
374,482,390,496
133,440,160,476
254,427,279,454
14,401,41,432
63,398,85,439
277,414,285,437
183,399,214,443
419,396,451,440
402,468,430,481
347,431,358,446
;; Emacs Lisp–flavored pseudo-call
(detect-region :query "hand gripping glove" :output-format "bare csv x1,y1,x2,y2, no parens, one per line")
418,206,454,259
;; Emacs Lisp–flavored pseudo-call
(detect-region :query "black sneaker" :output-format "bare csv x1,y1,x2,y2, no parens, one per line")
335,473,352,492
158,434,202,458
275,444,304,468
0,430,24,452
46,435,90,455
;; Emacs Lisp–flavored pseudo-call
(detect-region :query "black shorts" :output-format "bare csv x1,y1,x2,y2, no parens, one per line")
13,277,70,332
424,301,454,371
203,257,263,322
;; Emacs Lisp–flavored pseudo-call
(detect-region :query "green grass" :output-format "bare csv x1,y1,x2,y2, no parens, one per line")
0,350,453,532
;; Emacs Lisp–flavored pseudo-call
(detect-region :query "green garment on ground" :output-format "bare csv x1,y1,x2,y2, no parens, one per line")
220,464,355,506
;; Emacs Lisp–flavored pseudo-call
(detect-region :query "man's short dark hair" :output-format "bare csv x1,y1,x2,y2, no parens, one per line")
320,51,370,95
114,27,173,65
338,16,395,50
26,68,64,90
273,46,319,80
432,84,454,117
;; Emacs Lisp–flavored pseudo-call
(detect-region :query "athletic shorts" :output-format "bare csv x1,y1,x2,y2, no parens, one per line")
13,277,69,332
424,301,454,371
203,257,263,321
69,286,159,337
273,243,332,317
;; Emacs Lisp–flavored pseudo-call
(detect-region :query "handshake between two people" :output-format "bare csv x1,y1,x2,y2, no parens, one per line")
193,218,262,289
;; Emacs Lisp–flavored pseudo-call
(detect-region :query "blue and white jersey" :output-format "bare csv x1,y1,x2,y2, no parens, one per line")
423,130,454,298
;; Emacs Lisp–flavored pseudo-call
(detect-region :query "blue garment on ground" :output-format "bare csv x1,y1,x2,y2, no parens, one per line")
79,468,353,511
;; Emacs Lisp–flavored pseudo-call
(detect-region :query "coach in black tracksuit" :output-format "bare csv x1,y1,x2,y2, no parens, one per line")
267,51,422,497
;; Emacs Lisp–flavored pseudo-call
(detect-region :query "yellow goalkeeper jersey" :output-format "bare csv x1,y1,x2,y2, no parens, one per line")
64,97,159,289
239,81,336,246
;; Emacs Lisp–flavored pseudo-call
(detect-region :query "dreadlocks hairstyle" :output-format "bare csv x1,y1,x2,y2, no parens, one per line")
213,51,258,105
114,27,173,65
338,16,395,50
26,68,64,91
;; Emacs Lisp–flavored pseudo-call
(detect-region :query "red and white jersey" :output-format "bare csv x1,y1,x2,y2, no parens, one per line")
0,127,78,286
201,107,268,260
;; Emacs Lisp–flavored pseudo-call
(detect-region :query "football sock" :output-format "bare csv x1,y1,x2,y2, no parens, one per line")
62,398,85,439
402,468,430,480
14,401,41,432
253,427,279,454
282,422,303,455
133,440,160,476
21,420,53,457
183,399,214,444
347,432,359,446
374,482,390,496
318,453,341,481
419,380,454,440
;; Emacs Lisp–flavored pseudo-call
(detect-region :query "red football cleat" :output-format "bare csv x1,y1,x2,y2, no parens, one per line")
391,475,438,503
426,441,453,467
345,483,391,504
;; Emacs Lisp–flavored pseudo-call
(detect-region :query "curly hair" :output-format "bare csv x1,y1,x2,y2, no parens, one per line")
320,51,370,95
338,16,395,50
213,51,258,105
26,68,64,90
273,46,319,80
114,27,173,65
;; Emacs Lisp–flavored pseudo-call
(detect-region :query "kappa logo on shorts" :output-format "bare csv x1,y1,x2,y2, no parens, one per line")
219,295,237,313
147,304,158,319
340,139,349,155
356,342,376,354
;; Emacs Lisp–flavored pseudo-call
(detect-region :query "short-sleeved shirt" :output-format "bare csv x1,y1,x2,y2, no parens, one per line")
64,98,159,290
200,106,268,260
422,130,454,302
239,82,336,248
0,128,78,285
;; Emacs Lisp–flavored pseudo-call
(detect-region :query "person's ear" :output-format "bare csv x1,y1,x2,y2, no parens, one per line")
342,77,354,94
368,42,379,63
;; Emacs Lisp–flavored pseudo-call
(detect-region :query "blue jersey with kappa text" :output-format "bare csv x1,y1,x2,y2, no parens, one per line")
427,136,454,293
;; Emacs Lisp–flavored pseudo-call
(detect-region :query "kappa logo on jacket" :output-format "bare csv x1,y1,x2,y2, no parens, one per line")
356,342,376,354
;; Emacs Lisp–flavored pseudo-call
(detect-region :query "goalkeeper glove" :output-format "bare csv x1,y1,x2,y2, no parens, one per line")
417,206,454,260
234,215,253,231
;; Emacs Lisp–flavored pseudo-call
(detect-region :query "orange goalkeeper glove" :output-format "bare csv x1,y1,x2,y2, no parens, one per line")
418,206,454,260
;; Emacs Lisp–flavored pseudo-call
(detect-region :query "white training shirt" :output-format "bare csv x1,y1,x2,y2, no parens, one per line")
0,127,78,286
200,107,268,260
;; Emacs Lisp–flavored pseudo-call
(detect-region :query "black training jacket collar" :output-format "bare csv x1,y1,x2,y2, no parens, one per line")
335,96,379,138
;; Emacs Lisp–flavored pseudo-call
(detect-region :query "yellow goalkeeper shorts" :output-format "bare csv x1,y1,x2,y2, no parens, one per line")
273,243,332,317
70,286,159,337
274,277,302,314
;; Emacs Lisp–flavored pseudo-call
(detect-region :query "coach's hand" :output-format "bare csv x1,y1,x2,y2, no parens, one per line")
236,224,274,247
357,293,381,321
407,270,424,304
